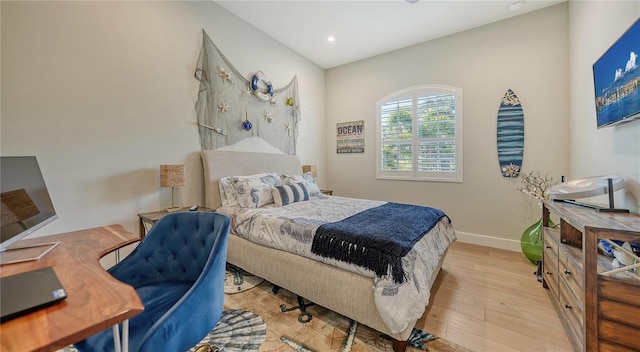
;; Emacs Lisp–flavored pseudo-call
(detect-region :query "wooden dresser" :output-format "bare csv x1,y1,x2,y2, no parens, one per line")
541,200,640,351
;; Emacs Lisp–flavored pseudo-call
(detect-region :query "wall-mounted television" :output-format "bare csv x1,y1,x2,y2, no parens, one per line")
593,17,640,128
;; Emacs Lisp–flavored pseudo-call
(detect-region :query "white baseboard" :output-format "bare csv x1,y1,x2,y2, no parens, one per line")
454,231,521,252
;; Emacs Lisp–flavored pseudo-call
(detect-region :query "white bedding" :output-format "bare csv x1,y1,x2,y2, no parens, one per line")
217,195,457,333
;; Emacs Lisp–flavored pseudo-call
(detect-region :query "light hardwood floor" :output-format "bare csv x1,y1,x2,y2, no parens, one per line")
418,241,574,351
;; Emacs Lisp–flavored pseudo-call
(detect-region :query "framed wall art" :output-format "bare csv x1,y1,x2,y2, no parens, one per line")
337,120,364,154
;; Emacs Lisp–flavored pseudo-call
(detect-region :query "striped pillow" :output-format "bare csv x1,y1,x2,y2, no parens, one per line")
272,182,310,207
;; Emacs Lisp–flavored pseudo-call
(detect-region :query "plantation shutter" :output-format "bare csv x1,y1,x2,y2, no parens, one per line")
376,85,463,182
417,94,456,173
380,97,413,171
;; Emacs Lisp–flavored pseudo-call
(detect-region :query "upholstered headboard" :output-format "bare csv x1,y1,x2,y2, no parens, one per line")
200,150,302,210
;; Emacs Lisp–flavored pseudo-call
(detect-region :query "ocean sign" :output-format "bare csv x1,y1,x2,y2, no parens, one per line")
337,120,364,154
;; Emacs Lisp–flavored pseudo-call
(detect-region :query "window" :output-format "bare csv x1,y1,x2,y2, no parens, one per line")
376,85,463,182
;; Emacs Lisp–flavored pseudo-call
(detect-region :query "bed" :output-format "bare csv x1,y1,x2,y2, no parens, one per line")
200,149,456,352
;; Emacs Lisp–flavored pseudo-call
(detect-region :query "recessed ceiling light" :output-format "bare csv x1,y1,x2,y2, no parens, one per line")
327,36,335,42
406,0,420,3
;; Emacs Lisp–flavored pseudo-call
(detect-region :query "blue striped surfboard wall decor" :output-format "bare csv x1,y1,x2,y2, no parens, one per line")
497,89,524,177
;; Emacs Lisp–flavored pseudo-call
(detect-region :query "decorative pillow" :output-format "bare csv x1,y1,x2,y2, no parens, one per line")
235,179,276,208
272,182,310,207
219,173,280,207
280,172,321,198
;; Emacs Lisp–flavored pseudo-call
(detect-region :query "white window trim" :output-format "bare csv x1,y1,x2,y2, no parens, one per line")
376,84,463,183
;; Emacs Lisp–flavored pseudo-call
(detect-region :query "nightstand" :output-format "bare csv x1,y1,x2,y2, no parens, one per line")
137,207,213,238
320,189,333,195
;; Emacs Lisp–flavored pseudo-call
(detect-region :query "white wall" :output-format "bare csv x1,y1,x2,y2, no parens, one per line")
569,0,640,214
326,4,570,250
4,1,637,257
1,1,326,240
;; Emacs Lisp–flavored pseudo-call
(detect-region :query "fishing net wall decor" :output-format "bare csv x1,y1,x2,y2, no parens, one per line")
194,30,300,154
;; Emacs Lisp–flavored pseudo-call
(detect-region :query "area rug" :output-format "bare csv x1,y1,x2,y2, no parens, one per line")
280,321,436,352
189,309,267,352
223,281,474,352
58,309,266,352
225,264,264,294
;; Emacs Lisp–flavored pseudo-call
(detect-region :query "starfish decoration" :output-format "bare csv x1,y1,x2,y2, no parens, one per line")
502,90,520,106
262,110,273,123
284,122,292,136
217,66,233,84
218,101,229,113
269,97,279,107
241,86,253,100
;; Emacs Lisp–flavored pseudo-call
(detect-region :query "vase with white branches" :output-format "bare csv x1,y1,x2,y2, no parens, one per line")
518,171,559,265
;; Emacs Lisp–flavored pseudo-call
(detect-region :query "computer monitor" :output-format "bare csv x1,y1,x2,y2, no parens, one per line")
1,156,59,264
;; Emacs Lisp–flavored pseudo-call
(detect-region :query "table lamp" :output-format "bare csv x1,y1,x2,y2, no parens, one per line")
302,165,317,178
160,164,185,212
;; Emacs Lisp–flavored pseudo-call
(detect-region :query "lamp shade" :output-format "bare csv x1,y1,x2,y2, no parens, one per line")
160,164,186,188
302,165,317,178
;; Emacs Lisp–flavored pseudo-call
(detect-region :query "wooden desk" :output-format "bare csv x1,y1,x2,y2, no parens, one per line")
0,225,144,352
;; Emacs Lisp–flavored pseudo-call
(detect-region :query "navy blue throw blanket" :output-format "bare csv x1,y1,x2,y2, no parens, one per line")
311,202,449,284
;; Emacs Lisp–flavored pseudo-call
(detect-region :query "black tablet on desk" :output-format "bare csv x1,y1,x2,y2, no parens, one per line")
1,266,67,322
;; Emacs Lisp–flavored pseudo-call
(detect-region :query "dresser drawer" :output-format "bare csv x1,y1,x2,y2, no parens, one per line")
542,227,560,296
559,246,584,305
559,277,584,347
543,228,559,257
543,250,559,298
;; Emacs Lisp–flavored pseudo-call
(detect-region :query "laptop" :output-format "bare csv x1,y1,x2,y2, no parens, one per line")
1,266,67,322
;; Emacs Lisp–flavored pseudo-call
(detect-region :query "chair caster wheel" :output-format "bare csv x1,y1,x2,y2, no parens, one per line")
298,313,312,323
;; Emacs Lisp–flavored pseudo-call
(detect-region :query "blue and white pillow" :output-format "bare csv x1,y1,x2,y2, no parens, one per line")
235,179,275,208
280,172,321,198
272,182,310,207
219,173,280,207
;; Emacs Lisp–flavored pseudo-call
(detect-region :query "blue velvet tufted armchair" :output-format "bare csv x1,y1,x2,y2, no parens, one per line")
75,211,230,352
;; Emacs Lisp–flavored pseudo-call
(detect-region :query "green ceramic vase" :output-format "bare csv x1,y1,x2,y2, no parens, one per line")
520,218,554,264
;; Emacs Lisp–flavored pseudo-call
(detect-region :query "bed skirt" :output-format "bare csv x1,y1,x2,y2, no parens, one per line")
226,232,447,341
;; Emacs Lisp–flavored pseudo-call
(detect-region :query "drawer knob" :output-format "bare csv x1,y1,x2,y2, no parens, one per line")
564,304,572,310
546,245,552,249
564,270,572,275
